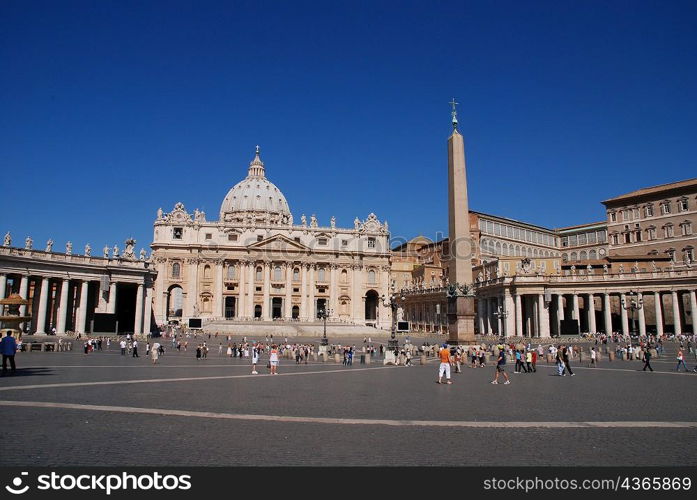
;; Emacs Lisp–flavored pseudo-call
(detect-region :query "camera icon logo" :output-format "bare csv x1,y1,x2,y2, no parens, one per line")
5,472,29,495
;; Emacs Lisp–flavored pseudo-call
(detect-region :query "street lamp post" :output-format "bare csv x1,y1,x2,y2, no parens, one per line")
317,308,333,346
621,291,644,337
493,305,509,340
381,288,404,351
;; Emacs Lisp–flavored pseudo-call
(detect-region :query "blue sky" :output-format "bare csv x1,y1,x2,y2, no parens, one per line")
1,0,696,253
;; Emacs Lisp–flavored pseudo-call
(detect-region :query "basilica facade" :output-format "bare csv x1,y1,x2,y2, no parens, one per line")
150,148,392,329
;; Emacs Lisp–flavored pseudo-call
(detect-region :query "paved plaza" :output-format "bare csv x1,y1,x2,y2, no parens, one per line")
1,336,696,467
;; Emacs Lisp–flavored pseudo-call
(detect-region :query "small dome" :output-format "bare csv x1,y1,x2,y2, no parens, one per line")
219,147,291,221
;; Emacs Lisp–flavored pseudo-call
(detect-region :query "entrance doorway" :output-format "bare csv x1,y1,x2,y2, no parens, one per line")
224,297,236,319
292,305,299,319
316,298,327,318
365,290,379,321
254,304,262,319
272,298,283,319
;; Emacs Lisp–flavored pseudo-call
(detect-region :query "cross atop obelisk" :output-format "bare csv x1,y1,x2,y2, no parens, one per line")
449,98,459,130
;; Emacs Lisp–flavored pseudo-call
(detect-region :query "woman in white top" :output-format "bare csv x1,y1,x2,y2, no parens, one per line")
269,345,279,375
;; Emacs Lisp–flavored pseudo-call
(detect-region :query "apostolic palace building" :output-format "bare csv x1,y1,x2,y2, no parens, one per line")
1,130,696,339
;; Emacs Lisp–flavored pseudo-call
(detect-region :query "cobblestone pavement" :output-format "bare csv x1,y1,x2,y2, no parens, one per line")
1,341,696,466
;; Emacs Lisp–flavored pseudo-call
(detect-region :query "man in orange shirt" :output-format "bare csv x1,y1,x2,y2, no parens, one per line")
437,343,453,384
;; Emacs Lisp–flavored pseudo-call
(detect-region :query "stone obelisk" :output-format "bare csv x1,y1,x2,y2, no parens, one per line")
446,99,476,345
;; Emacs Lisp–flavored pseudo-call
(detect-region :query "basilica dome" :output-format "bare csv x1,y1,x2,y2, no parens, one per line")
219,147,292,223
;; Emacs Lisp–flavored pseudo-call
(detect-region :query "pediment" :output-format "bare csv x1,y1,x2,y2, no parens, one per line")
247,234,308,251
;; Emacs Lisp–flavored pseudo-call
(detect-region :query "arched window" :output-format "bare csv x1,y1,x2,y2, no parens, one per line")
318,267,326,281
562,253,568,262
274,266,282,281
368,269,376,284
227,266,236,280
256,266,262,281
293,268,300,281
204,265,211,279
580,250,587,260
495,241,501,255
171,262,180,278
341,269,348,283
589,250,597,260
570,252,578,261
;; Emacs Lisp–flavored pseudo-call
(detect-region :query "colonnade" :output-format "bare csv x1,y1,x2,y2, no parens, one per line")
477,288,697,338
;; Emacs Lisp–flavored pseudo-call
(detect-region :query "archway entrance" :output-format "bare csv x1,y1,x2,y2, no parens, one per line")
292,305,299,319
224,296,236,319
365,290,379,322
167,286,183,321
254,304,262,319
272,298,283,319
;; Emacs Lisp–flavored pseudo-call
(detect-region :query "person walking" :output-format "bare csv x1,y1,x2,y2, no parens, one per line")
589,347,597,368
151,342,160,364
436,344,452,384
120,339,126,355
562,345,574,376
642,347,654,372
676,349,689,372
491,345,510,385
132,340,139,358
251,344,260,374
269,345,279,375
525,350,534,373
0,331,18,375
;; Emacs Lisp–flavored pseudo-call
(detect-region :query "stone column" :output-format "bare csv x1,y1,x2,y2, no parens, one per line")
481,297,492,335
603,293,612,334
143,282,153,335
153,259,166,325
0,274,5,322
538,293,550,337
308,264,316,320
134,283,144,335
237,261,245,318
300,263,308,320
504,290,515,337
77,280,89,334
329,264,338,318
496,297,503,334
515,293,523,337
246,262,255,318
587,294,596,333
689,290,697,334
637,291,646,336
283,263,292,319
556,294,565,335
571,293,579,322
262,261,271,320
672,290,682,335
35,277,51,334
18,275,29,327
654,291,664,337
187,259,199,318
107,281,117,313
620,292,629,335
352,264,363,323
56,279,70,334
477,299,485,334
214,262,224,319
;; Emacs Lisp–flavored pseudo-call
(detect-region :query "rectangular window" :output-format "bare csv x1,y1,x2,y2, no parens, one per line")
294,237,301,243
257,235,263,242
293,287,299,293
632,208,640,219
598,231,607,243
577,233,587,245
341,239,348,246
661,203,671,215
318,238,327,246
205,233,212,240
588,232,597,244
569,235,577,247
645,205,653,217
368,238,376,248
624,233,631,244
664,225,674,238
228,234,238,241
682,222,692,236
611,234,619,245
610,212,617,222
173,227,183,239
679,199,689,211
561,237,569,247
